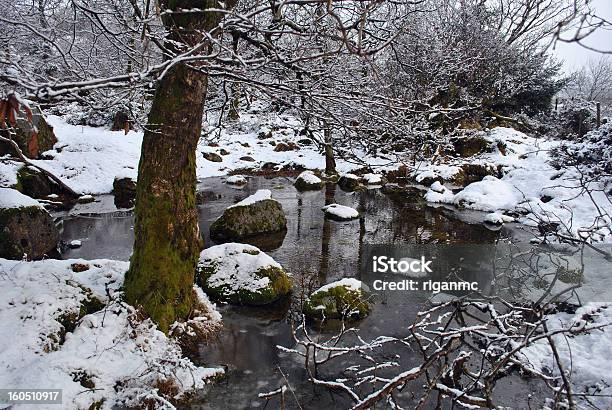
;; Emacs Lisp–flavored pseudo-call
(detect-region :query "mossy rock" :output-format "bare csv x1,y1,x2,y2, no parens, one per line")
303,279,370,320
210,192,287,241
15,166,53,198
294,171,324,191
203,152,223,162
196,243,292,305
452,164,501,187
338,174,361,191
449,135,491,158
0,203,59,259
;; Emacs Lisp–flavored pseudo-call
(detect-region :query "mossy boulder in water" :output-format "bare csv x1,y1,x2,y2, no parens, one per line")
294,170,324,191
337,173,361,191
197,243,292,305
303,278,370,320
0,188,58,259
210,189,287,240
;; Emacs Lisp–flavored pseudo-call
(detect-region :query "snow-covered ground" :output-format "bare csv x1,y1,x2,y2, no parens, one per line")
0,258,222,410
519,303,612,409
421,127,612,242
1,104,609,244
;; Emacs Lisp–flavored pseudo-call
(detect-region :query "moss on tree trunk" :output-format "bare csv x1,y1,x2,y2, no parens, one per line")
124,0,236,333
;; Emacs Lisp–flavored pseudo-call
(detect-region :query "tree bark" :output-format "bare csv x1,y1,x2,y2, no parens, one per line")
124,1,234,332
324,124,336,175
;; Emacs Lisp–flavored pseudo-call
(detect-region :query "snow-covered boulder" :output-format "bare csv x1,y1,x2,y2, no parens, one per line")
0,188,58,259
322,203,360,221
197,243,292,305
294,170,323,191
453,176,521,212
226,175,247,185
338,173,361,191
112,176,136,208
210,190,287,240
303,278,370,320
483,212,515,225
425,181,455,203
361,173,386,186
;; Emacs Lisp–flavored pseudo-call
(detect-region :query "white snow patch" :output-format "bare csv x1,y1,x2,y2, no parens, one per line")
0,258,223,410
362,173,383,185
453,176,522,211
0,188,42,208
425,182,454,203
228,189,273,208
0,159,22,187
483,212,515,225
296,170,322,185
226,175,247,185
313,278,363,295
519,303,612,409
322,203,360,220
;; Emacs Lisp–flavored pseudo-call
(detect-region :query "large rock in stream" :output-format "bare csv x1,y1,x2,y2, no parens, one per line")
0,188,59,259
303,278,370,320
197,243,292,305
210,189,287,241
294,170,323,191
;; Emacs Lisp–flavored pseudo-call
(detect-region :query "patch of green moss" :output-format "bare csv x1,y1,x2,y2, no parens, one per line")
303,285,370,320
294,178,324,191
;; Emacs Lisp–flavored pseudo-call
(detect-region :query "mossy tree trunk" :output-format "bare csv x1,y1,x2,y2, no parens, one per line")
124,0,235,333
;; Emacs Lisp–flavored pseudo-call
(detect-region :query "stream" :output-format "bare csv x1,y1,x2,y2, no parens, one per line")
55,176,549,409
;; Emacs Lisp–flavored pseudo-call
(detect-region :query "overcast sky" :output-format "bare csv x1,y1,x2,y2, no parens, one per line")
552,0,612,72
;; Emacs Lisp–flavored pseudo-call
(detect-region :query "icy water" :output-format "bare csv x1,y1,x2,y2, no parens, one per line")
56,176,543,409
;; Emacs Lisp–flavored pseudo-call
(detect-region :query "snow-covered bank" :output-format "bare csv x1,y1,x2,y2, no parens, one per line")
421,127,612,242
0,258,222,409
519,303,612,409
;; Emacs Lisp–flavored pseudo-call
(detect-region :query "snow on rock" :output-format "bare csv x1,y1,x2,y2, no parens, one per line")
0,258,223,410
197,243,291,305
294,170,324,191
69,239,82,248
0,187,42,208
519,303,612,409
228,189,273,208
0,159,22,187
425,182,454,203
483,212,515,225
304,278,370,320
297,170,322,185
362,173,384,185
453,176,522,212
226,175,247,185
322,203,360,221
313,278,363,295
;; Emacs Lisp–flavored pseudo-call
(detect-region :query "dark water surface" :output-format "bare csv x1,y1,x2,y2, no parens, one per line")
56,176,542,409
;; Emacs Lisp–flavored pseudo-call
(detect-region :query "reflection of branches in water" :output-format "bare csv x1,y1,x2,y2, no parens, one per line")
263,241,612,409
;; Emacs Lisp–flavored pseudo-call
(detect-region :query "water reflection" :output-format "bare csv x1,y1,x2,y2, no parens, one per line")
57,176,521,409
